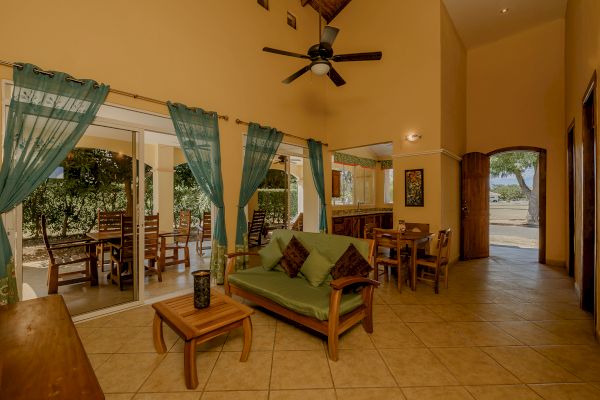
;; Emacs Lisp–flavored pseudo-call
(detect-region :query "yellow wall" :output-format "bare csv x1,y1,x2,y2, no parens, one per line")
0,0,326,249
565,0,600,331
440,3,466,262
322,0,449,247
466,19,566,265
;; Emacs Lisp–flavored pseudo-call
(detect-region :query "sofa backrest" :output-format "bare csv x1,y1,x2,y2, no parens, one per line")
271,229,372,263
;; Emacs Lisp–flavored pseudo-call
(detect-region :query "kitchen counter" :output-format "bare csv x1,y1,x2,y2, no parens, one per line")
332,210,393,238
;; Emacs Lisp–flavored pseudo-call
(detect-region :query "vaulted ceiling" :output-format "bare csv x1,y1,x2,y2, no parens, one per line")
301,0,352,23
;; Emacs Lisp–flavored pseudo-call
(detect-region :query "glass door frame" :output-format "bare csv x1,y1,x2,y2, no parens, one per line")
2,77,180,320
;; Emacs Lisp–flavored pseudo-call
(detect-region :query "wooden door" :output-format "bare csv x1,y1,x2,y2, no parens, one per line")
581,73,596,313
461,152,490,259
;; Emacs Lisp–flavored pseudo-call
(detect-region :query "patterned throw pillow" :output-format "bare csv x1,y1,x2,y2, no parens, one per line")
331,243,373,280
280,236,310,278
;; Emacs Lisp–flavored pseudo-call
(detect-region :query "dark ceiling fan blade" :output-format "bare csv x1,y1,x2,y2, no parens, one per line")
321,26,339,46
282,65,311,84
327,66,346,87
332,51,383,62
263,47,310,59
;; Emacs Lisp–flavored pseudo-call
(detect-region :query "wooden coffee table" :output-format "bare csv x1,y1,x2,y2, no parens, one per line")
152,292,254,389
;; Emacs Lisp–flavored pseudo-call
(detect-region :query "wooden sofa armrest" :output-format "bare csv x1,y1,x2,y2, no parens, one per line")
328,275,379,360
330,276,380,291
224,252,260,296
226,252,260,258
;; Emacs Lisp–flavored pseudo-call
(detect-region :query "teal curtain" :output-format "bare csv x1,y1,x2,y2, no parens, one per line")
308,139,327,232
167,102,227,284
0,63,109,304
235,123,283,268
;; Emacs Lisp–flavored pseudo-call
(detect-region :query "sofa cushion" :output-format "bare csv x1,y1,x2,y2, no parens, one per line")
331,243,373,280
272,230,371,265
280,236,309,278
300,249,334,287
228,268,364,321
259,240,283,270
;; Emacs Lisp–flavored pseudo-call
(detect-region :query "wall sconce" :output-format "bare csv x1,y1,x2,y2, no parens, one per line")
405,132,422,142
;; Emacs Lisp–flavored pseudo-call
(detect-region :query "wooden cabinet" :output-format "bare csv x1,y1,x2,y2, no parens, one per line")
331,212,393,238
332,170,341,198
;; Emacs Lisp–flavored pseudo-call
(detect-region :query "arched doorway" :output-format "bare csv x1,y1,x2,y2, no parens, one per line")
460,147,546,263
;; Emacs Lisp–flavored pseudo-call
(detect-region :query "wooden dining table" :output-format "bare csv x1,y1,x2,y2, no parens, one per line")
376,229,434,290
87,230,175,272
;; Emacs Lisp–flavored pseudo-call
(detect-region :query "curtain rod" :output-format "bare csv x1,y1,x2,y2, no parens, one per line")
235,118,328,147
0,59,230,121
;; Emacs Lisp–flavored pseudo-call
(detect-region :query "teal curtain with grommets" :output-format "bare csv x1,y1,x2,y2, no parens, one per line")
235,123,283,269
167,102,228,284
0,63,109,304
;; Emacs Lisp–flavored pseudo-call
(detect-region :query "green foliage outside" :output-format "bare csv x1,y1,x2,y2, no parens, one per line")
22,149,209,239
257,169,299,226
491,184,525,202
173,163,211,227
490,150,540,224
23,149,141,238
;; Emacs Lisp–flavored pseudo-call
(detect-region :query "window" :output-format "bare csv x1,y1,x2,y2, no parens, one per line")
384,169,393,204
332,162,375,205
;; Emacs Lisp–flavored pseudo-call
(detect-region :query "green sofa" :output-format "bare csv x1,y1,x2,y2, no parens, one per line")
225,229,378,361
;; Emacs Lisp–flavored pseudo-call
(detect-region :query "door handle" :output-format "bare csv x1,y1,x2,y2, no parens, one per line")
461,201,469,215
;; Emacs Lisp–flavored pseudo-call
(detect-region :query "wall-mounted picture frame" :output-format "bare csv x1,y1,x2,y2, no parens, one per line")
257,0,269,11
287,12,297,29
405,169,424,207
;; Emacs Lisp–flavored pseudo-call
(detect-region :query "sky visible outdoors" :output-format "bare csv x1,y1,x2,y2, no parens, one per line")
490,167,535,187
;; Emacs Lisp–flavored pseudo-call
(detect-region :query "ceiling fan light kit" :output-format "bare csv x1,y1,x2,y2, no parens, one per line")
310,60,331,75
262,21,382,86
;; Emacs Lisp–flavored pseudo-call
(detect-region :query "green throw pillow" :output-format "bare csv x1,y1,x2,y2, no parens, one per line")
259,240,283,270
300,249,334,287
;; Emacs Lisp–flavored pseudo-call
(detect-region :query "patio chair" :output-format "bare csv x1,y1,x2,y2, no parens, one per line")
110,214,162,290
416,228,452,293
144,214,161,282
41,215,99,295
247,210,267,247
96,210,123,272
109,215,135,290
196,210,211,255
160,210,191,271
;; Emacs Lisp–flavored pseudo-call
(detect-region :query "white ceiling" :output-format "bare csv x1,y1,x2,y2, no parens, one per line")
442,0,567,48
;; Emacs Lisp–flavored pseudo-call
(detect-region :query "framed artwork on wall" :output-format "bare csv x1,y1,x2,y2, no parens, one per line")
405,169,424,207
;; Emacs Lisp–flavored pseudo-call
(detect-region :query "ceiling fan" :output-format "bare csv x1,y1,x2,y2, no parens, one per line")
262,18,382,86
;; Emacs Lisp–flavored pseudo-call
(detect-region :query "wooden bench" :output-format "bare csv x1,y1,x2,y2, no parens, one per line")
0,295,104,399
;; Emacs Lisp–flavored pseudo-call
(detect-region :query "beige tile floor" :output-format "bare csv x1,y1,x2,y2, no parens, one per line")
77,246,600,400
22,242,210,315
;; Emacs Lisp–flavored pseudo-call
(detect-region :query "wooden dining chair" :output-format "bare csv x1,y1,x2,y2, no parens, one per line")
196,210,212,255
160,210,191,271
41,215,98,295
416,228,452,294
97,210,123,272
109,215,135,290
144,214,161,282
247,210,267,247
373,228,410,291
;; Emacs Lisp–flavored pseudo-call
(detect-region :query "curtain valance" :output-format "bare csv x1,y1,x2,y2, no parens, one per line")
333,152,377,168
